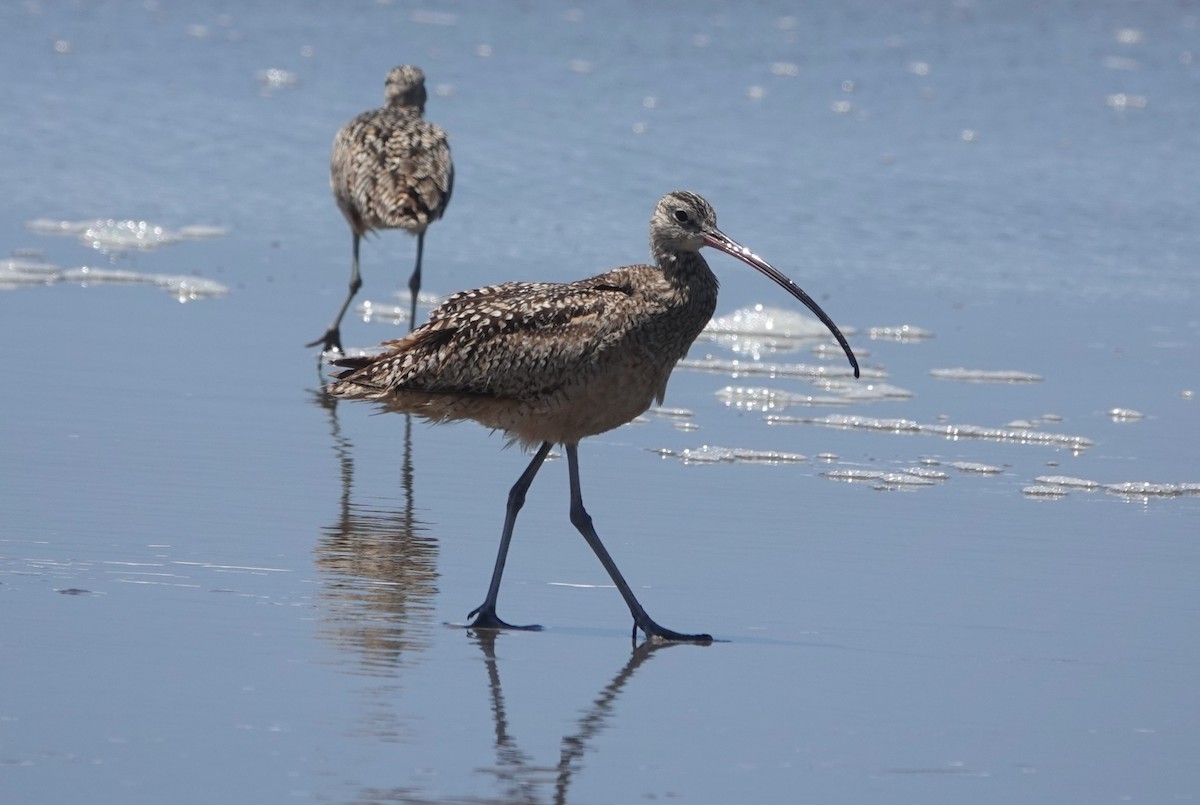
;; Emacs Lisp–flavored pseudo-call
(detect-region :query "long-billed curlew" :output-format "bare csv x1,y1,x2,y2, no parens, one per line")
309,65,455,353
327,191,859,643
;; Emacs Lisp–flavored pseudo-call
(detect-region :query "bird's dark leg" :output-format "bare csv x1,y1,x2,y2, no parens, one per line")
307,232,363,353
407,231,425,332
468,441,553,631
564,444,713,644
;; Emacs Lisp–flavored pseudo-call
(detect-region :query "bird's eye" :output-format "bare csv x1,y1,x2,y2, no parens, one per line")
673,209,689,223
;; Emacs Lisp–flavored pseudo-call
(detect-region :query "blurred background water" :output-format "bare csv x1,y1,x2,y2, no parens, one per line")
2,1,1197,803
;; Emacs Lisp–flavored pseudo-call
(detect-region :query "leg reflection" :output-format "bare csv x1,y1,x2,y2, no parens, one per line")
310,388,435,673
469,630,682,805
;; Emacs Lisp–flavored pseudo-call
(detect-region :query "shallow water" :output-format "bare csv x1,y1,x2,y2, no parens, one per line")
2,1,1198,803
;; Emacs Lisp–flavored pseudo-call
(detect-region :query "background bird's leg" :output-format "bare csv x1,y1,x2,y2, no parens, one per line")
407,231,424,332
564,444,713,645
307,232,363,353
467,441,553,631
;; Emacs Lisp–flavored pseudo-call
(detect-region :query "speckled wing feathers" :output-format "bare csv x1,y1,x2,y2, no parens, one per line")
330,108,453,236
331,270,651,401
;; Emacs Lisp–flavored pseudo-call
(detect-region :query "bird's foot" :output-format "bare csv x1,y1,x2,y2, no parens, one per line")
305,329,344,354
634,617,713,645
466,604,543,632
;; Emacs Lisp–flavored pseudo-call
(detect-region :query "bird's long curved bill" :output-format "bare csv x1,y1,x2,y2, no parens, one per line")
704,229,860,378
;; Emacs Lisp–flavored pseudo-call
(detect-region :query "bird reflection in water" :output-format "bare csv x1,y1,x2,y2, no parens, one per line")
310,388,438,675
356,633,685,805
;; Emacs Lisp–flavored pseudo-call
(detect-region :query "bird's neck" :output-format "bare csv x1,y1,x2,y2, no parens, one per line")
387,101,425,115
657,249,719,292
653,249,720,331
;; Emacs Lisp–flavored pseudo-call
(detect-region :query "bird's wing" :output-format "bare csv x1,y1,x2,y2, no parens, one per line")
335,269,661,399
385,118,452,222
424,124,453,221
331,110,452,229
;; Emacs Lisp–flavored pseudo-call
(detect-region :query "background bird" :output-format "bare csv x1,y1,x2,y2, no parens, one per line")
327,191,859,643
310,65,454,353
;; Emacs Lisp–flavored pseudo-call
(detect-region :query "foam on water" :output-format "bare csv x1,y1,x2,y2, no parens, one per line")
3,264,231,301
704,332,810,358
822,468,944,490
1,255,61,288
930,368,1045,383
357,292,450,325
768,413,1095,451
76,220,176,253
25,217,226,257
867,325,935,341
808,463,1197,502
810,342,872,361
701,304,864,358
176,225,229,239
1025,475,1200,500
1035,475,1102,489
819,458,1200,501
948,461,1004,475
822,469,888,483
157,275,230,302
1107,482,1200,498
680,357,883,381
358,300,409,325
902,466,951,480
704,304,858,339
716,381,912,412
255,68,300,93
653,445,809,465
1022,485,1070,499
647,407,694,420
716,385,852,411
820,380,914,401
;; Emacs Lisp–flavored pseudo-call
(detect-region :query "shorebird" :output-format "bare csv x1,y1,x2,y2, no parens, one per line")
309,65,455,353
327,191,859,643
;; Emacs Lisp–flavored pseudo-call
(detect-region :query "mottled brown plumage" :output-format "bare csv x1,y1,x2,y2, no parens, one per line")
328,264,717,447
328,191,859,643
309,65,454,353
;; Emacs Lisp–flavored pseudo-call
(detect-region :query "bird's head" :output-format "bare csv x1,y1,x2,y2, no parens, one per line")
385,65,428,110
650,190,717,258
